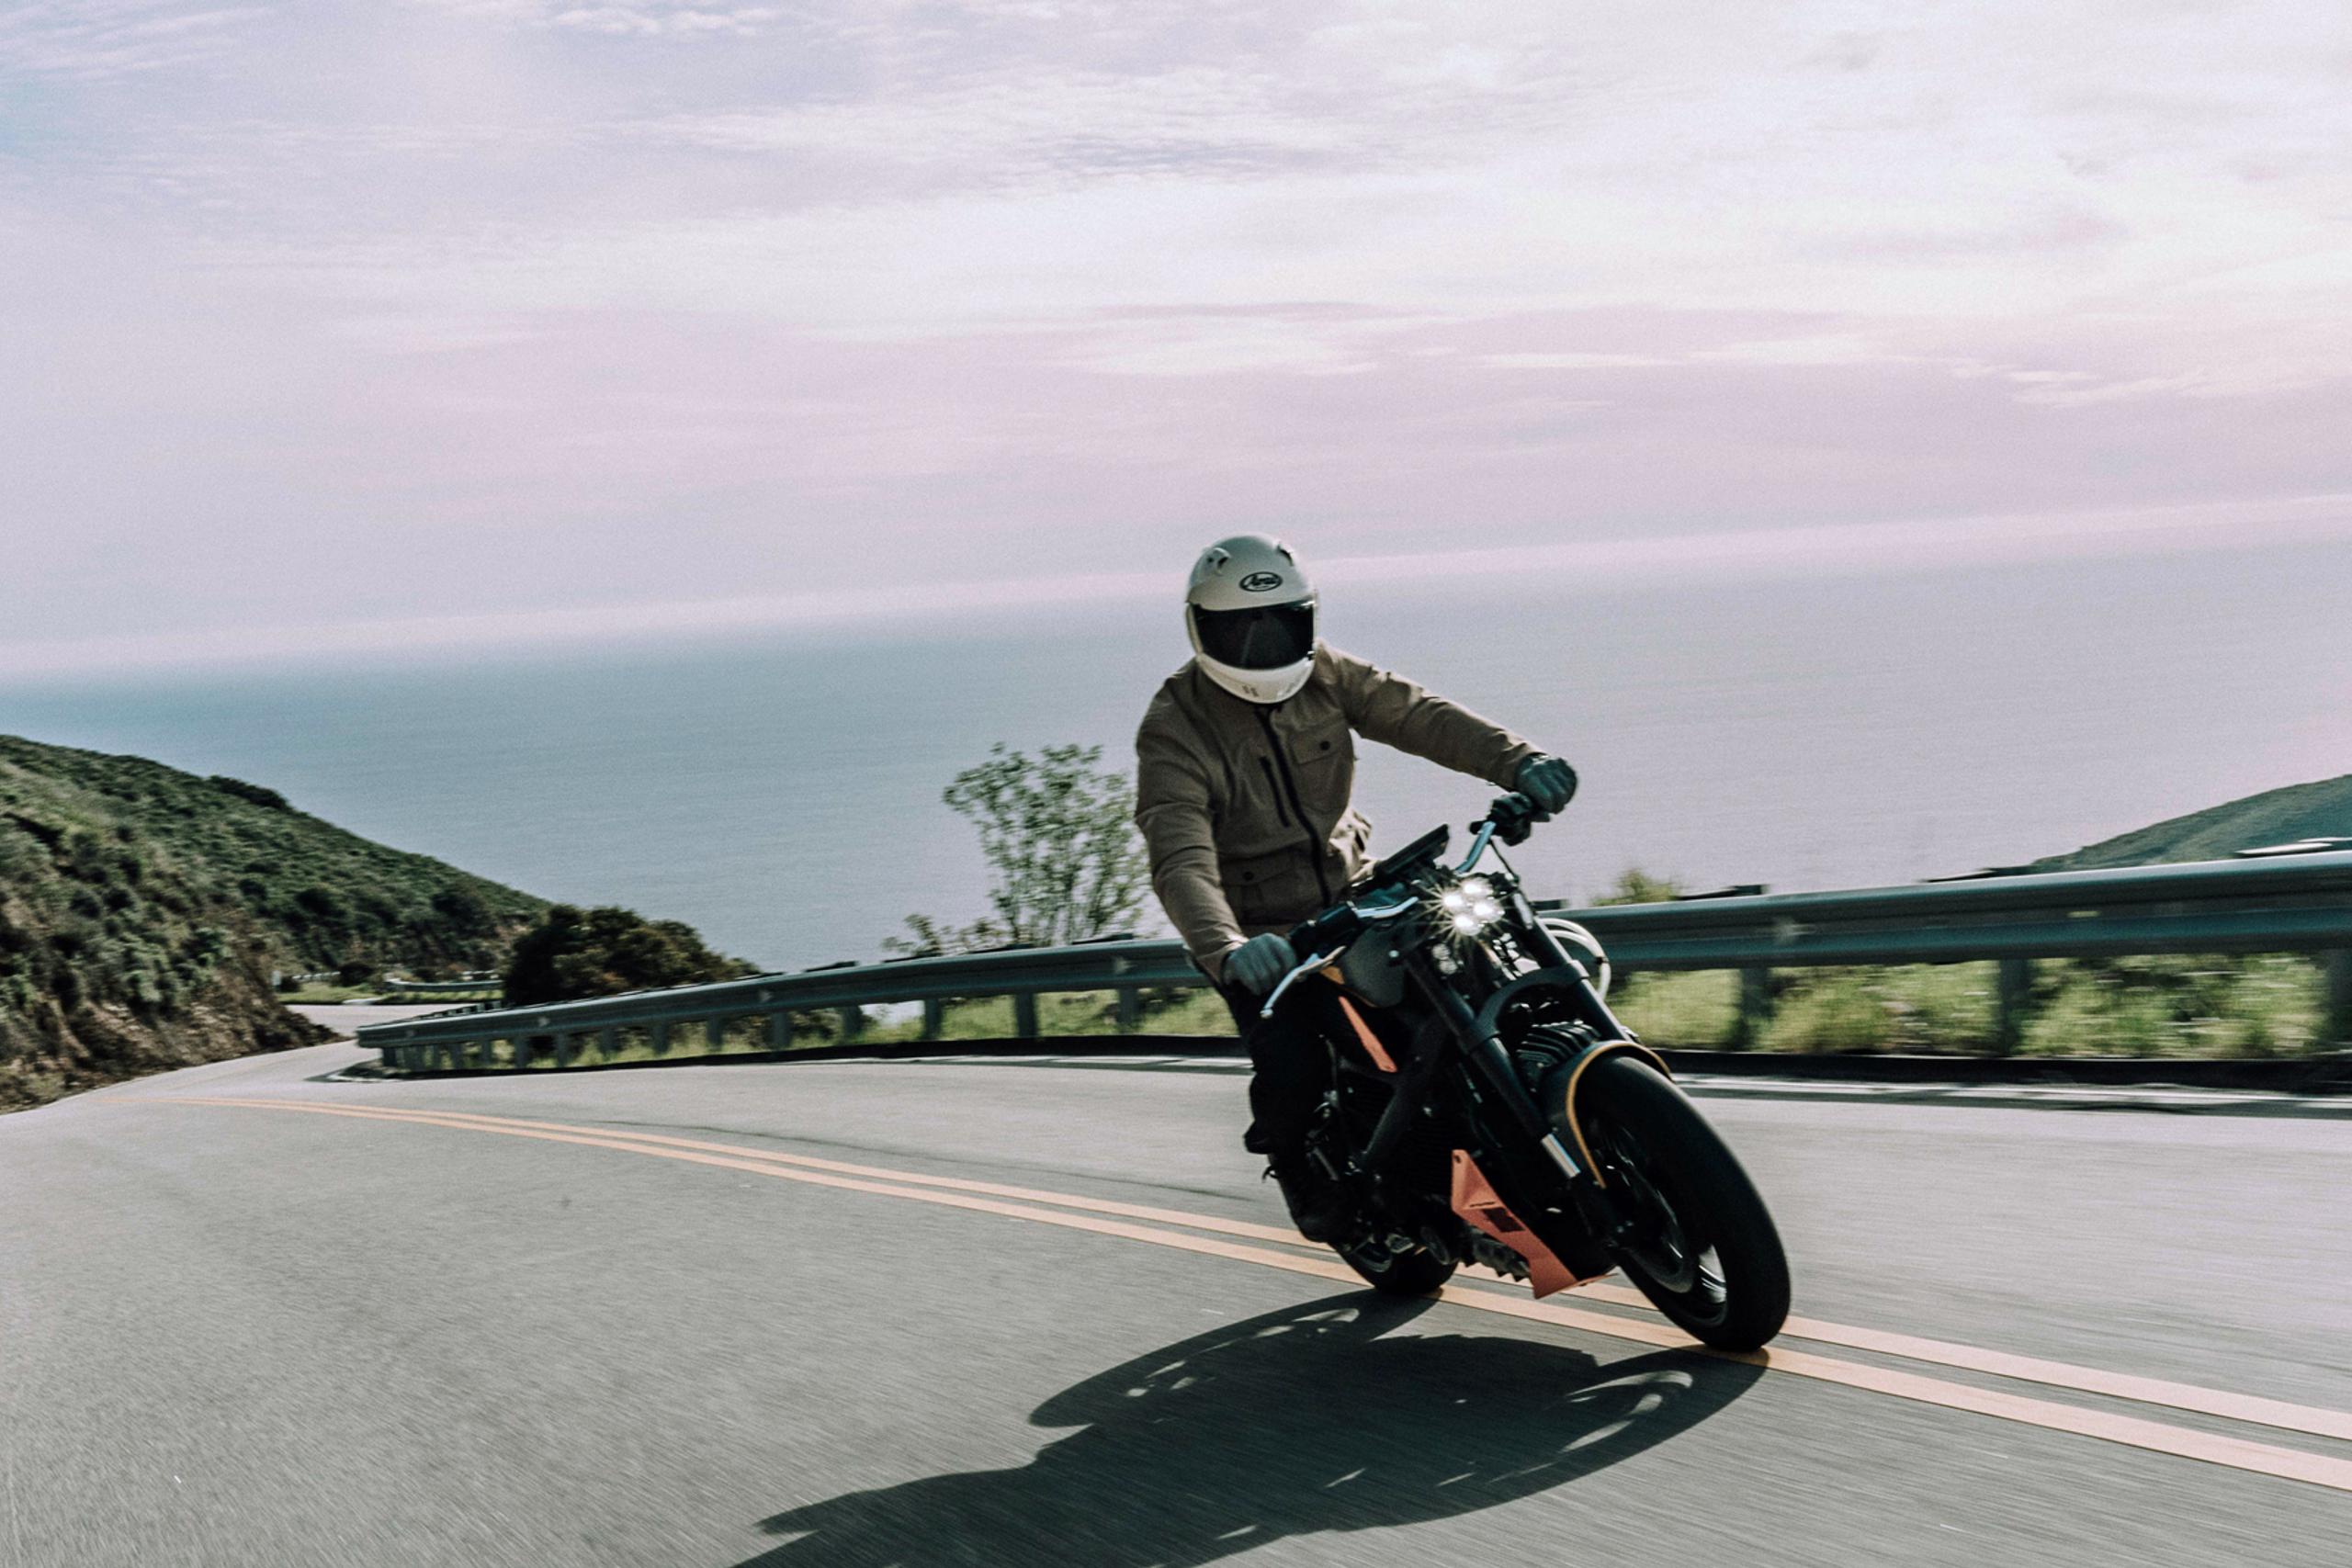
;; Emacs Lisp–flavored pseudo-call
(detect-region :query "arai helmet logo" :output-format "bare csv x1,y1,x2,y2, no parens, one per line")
1238,571,1284,592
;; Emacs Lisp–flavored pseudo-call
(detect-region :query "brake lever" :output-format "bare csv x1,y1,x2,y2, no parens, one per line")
1259,949,1337,1020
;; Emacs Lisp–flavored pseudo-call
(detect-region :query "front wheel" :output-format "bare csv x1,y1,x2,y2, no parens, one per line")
1555,1053,1791,1350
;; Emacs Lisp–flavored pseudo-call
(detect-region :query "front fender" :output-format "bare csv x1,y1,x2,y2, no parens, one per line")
1552,1038,1672,1189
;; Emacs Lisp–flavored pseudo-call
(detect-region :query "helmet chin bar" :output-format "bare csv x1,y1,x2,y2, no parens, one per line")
1195,649,1315,705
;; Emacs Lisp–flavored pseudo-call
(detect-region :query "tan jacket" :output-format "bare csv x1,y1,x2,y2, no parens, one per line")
1135,645,1539,980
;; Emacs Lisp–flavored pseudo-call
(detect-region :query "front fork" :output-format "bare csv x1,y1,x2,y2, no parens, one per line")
1419,964,1586,1176
1410,952,1656,1270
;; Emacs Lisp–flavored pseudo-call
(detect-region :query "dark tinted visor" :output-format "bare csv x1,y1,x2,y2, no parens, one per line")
1193,599,1316,670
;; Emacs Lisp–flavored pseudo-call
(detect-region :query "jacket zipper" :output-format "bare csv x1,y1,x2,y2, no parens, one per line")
1257,758,1292,828
1255,707,1333,906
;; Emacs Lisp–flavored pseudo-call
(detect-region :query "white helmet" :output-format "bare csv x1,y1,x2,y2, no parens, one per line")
1185,535,1317,705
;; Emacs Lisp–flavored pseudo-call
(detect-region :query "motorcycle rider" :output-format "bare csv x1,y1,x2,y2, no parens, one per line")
1134,536,1577,1239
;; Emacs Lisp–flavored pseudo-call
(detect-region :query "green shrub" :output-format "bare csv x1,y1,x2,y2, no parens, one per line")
1609,970,1737,1046
1593,868,1685,907
2021,954,2324,1057
1761,973,1890,1053
503,905,755,1005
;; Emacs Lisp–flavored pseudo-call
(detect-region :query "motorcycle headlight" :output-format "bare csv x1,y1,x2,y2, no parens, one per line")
1437,878,1505,934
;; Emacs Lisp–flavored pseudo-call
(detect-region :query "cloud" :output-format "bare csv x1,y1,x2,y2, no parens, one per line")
0,1,262,77
544,6,781,37
4,3,2350,666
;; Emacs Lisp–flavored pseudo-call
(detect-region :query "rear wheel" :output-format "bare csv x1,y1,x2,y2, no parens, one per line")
1335,1236,1457,1296
1554,1053,1790,1350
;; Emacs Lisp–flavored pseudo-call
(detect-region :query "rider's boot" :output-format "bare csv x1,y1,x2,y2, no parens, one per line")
1266,1155,1347,1243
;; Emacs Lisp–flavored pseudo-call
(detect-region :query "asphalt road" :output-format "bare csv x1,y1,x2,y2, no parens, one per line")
4,1044,2349,1567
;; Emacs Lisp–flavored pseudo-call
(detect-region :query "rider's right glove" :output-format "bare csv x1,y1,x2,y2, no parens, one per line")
1515,754,1578,815
1225,932,1298,997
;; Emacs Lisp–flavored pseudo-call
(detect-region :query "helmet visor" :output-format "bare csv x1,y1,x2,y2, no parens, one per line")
1193,599,1317,671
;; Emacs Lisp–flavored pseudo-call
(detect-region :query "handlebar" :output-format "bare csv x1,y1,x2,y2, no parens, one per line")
1255,790,1562,1019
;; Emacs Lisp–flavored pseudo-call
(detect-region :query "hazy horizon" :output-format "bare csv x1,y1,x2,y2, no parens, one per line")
7,536,2346,967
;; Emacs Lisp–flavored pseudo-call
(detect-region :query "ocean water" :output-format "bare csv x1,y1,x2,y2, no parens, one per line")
3,540,2347,969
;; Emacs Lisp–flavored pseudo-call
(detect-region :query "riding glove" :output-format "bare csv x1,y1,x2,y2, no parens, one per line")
1515,754,1578,814
1225,932,1298,996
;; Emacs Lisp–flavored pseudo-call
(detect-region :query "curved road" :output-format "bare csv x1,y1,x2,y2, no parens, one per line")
5,1044,2349,1566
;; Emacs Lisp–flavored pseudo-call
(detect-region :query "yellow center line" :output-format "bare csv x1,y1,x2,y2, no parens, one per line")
151,1094,2352,1495
196,1096,2352,1446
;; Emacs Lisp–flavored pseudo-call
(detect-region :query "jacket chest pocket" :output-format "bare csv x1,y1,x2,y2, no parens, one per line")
1283,727,1351,823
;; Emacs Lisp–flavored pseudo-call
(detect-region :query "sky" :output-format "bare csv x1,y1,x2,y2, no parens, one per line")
4,2,2349,676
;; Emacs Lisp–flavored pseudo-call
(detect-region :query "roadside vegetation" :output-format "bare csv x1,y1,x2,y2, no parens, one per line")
0,735,548,1110
888,743,1153,957
869,742,1217,1038
502,904,755,1005
1586,871,2336,1058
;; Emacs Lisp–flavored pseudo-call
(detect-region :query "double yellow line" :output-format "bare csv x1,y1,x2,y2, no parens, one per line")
156,1094,2352,1495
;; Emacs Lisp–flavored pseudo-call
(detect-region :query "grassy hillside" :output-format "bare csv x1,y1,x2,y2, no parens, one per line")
0,735,548,1110
2038,774,2352,870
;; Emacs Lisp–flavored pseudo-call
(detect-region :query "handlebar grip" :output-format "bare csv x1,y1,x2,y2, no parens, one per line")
1486,791,1547,846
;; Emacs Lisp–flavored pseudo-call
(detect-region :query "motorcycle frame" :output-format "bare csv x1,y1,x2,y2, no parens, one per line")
1321,885,1668,1286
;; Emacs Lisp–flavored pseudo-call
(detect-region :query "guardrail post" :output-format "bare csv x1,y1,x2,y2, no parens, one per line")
1994,959,2033,1055
1730,967,1771,1050
766,1010,791,1049
554,1032,572,1069
1013,991,1039,1039
707,1016,732,1054
1115,986,1139,1033
597,1025,618,1063
921,998,944,1040
835,1007,864,1042
650,1021,670,1057
2325,951,2352,1048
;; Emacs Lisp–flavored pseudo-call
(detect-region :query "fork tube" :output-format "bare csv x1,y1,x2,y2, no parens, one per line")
1419,965,1556,1149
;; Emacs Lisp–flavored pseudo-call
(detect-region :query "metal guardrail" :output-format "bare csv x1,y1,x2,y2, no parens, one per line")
357,852,2352,1072
376,977,503,998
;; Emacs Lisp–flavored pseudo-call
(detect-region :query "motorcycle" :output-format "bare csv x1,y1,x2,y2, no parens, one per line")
1257,791,1792,1351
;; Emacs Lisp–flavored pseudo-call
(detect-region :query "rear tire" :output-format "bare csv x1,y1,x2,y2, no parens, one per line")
1555,1053,1790,1350
1336,1238,1457,1296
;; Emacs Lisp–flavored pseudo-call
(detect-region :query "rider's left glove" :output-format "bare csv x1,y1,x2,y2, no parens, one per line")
1225,932,1298,997
1515,754,1578,815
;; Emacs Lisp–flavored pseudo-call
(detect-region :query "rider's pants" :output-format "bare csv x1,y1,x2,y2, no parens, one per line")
1220,979,1346,1157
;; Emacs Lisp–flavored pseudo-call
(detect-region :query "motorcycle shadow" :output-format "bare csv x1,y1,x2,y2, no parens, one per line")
734,1291,1763,1567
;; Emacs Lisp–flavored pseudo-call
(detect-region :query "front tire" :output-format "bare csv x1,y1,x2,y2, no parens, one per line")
1555,1053,1790,1350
